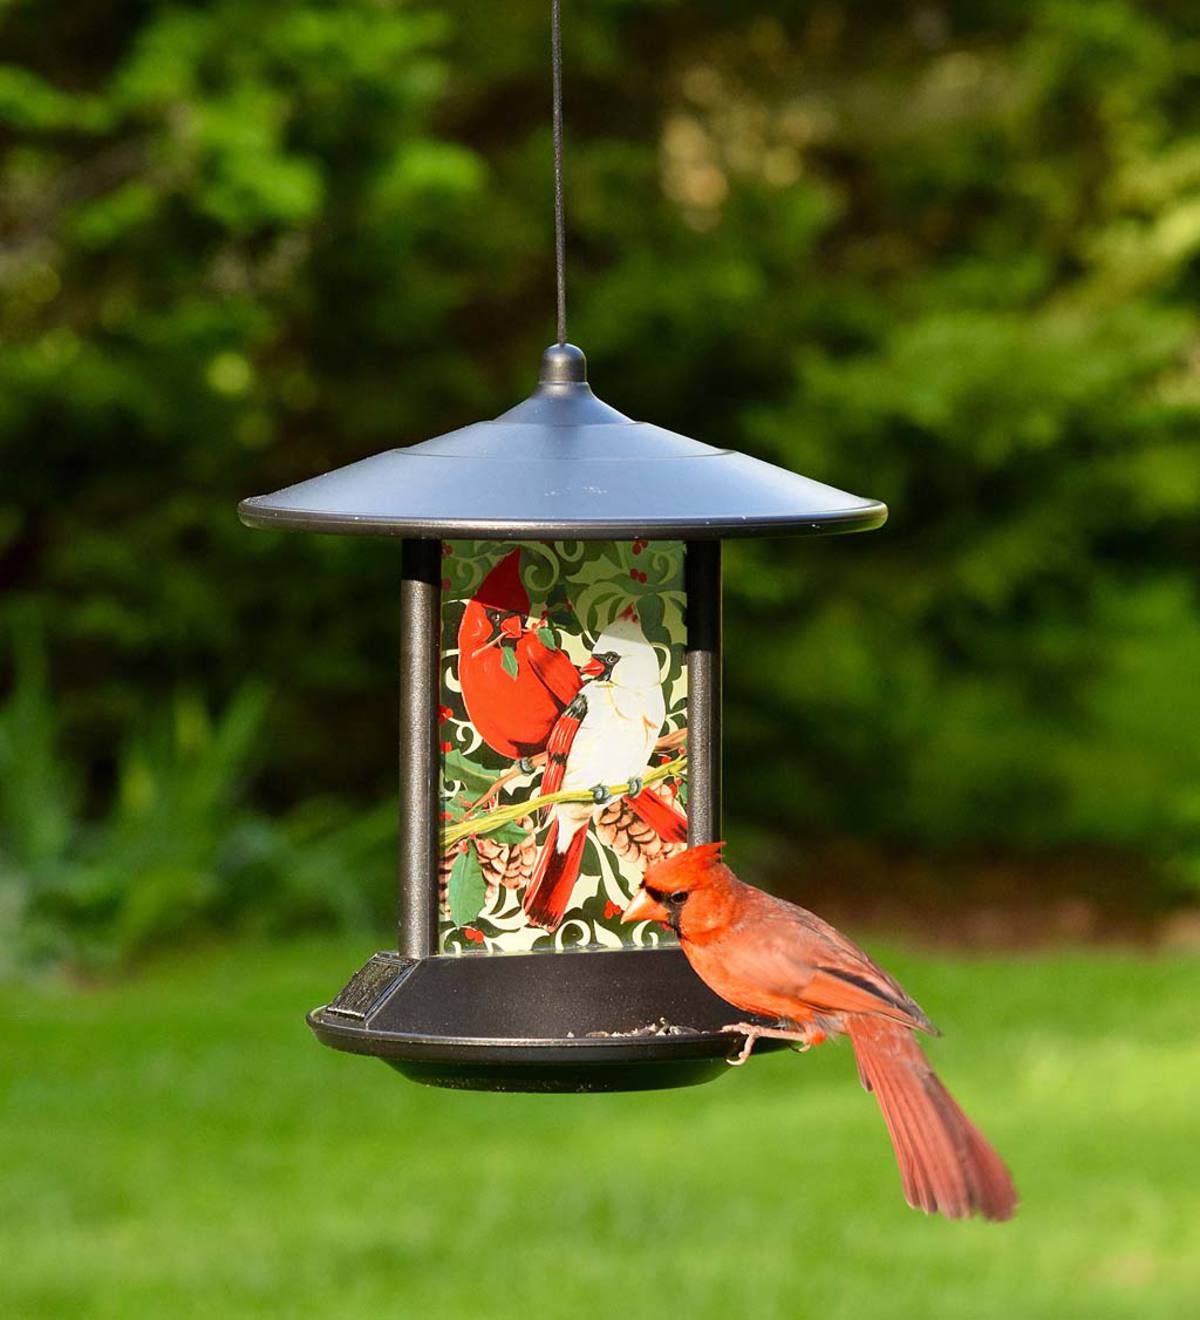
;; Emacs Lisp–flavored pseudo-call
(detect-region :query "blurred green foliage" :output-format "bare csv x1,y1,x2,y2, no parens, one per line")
4,1,1200,963
0,620,393,970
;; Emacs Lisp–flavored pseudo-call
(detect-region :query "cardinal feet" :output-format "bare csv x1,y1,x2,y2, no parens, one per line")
720,1021,822,1065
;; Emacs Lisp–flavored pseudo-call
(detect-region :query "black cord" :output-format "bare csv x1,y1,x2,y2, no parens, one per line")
551,0,566,345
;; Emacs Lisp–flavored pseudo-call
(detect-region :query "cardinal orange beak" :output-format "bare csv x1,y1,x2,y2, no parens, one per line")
581,656,606,677
621,887,668,924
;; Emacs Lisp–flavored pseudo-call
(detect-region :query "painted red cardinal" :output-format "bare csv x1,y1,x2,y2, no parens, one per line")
524,613,688,931
622,843,1017,1222
457,549,581,760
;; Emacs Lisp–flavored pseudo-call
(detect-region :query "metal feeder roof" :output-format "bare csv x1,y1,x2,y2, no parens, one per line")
238,344,887,541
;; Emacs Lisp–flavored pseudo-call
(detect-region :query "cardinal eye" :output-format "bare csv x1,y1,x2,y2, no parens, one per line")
669,891,688,905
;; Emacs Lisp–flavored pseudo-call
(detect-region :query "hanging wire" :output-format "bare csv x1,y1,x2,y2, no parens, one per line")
551,0,567,344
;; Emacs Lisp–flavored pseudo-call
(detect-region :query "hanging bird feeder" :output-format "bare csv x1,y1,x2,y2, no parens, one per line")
237,5,886,1094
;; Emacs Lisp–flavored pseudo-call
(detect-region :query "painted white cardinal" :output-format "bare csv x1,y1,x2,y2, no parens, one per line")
523,613,683,930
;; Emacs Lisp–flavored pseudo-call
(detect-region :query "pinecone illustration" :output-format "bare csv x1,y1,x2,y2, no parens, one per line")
595,786,687,866
461,816,539,904
440,817,537,915
438,844,458,916
501,816,538,889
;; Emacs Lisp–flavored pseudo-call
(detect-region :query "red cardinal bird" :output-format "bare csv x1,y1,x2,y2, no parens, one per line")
622,844,1017,1222
457,549,581,760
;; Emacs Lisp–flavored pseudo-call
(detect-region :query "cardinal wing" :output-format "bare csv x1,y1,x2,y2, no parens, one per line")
800,963,934,1032
541,692,587,797
518,633,582,710
774,896,937,1033
717,891,935,1033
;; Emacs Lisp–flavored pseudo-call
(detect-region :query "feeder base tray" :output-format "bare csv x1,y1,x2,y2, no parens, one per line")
307,945,783,1093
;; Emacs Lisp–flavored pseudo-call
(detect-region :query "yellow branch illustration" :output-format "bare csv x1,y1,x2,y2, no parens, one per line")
443,753,688,849
469,726,688,809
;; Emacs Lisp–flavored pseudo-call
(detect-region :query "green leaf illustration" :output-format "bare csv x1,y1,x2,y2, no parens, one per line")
636,592,665,643
448,844,487,926
442,748,496,795
536,626,558,650
501,646,519,679
442,794,473,823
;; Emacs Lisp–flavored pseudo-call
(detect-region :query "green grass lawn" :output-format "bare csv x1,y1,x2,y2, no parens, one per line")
2,938,1197,1319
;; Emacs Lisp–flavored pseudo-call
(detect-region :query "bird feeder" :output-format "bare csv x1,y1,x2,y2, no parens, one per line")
239,342,885,1092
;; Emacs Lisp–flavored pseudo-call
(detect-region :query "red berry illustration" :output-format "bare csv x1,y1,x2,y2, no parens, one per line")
463,926,485,944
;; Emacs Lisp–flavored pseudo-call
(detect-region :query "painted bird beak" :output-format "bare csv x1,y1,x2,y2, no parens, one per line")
621,888,667,924
581,656,605,677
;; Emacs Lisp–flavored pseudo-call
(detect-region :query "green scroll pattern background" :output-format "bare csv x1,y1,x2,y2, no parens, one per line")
439,540,688,954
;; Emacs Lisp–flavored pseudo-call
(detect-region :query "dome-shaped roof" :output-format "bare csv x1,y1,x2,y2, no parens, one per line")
238,344,886,540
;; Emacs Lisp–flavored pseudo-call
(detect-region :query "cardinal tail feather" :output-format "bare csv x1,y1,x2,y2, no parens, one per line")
847,1016,1017,1222
523,821,588,931
627,788,688,843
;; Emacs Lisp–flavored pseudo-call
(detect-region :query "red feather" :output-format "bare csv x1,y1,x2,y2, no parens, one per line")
626,787,688,843
520,630,582,708
523,818,590,929
540,693,586,798
521,693,590,928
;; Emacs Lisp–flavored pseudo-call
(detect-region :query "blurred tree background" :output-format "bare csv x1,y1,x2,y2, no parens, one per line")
3,0,1200,968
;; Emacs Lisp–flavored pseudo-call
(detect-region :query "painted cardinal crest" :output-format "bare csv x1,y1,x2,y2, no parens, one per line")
438,540,689,952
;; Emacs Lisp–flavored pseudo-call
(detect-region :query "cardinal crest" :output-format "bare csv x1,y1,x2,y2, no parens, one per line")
438,540,689,953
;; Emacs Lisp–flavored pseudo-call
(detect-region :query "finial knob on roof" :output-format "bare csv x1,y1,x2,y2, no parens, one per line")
539,342,587,385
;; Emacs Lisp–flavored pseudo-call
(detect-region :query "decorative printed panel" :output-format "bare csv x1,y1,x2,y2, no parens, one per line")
438,541,688,953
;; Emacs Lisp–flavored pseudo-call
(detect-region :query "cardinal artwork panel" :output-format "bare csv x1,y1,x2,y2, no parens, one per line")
438,540,689,953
